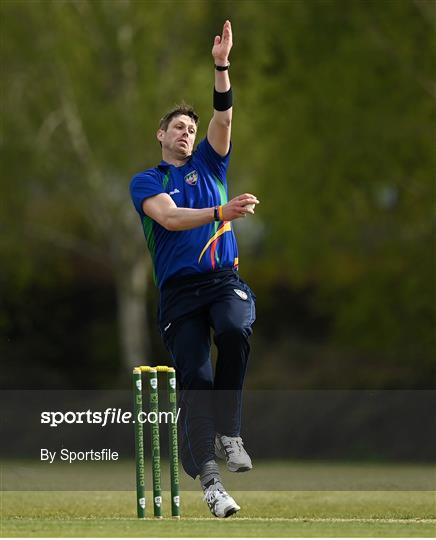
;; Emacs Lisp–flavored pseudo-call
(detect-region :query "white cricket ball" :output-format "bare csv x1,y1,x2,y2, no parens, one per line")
245,203,255,213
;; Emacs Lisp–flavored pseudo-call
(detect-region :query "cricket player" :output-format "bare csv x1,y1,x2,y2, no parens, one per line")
130,20,258,518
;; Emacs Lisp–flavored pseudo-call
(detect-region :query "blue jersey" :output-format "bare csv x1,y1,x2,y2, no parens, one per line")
130,138,239,289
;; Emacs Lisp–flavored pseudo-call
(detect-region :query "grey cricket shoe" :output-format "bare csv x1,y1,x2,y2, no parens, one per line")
214,434,253,472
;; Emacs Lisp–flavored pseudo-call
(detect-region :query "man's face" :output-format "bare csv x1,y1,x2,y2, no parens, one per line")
157,114,197,158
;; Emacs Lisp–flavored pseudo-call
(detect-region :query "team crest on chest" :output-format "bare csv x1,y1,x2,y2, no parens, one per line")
184,170,198,186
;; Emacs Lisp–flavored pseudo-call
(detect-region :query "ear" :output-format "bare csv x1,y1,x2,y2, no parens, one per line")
157,129,165,143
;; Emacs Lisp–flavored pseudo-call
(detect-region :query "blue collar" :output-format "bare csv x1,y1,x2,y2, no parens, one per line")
157,156,192,171
157,161,170,172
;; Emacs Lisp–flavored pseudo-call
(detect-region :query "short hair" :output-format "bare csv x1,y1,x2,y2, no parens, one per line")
158,102,199,131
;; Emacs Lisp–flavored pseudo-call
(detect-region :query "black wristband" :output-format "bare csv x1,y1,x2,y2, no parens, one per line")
213,87,233,111
215,64,230,71
214,206,220,221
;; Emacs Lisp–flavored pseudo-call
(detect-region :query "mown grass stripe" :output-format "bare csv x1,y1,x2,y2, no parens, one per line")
7,517,436,524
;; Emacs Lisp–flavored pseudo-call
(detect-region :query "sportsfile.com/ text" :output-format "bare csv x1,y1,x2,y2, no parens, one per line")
40,408,180,428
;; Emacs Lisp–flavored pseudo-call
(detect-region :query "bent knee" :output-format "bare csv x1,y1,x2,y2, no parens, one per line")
215,326,252,344
179,371,213,390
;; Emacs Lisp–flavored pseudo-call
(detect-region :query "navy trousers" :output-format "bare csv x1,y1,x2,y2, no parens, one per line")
158,268,256,479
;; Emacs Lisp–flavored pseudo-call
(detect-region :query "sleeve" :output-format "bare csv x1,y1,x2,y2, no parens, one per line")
129,170,164,214
195,137,232,182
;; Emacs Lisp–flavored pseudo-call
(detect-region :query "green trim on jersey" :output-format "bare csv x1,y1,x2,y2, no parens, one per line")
142,216,157,283
141,172,169,284
213,175,229,267
214,175,228,205
213,220,221,265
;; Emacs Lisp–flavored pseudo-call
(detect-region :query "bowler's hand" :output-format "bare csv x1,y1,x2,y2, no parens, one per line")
222,193,259,221
212,20,233,65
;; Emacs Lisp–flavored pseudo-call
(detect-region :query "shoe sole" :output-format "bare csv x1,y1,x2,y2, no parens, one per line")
229,465,252,473
224,506,240,518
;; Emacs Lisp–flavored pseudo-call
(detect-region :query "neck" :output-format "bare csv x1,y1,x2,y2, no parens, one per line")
162,150,189,167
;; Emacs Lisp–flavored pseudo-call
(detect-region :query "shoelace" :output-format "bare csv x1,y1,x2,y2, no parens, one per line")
203,486,227,504
222,436,244,456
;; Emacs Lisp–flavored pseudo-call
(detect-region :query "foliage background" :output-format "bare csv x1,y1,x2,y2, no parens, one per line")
1,0,435,390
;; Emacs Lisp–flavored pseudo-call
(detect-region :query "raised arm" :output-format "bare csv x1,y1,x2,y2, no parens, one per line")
207,20,233,157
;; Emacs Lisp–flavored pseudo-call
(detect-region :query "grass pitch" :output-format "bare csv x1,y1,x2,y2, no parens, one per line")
1,462,435,537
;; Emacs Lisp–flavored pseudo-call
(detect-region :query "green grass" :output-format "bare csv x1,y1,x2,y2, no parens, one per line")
1,461,435,537
2,490,435,537
3,459,434,491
